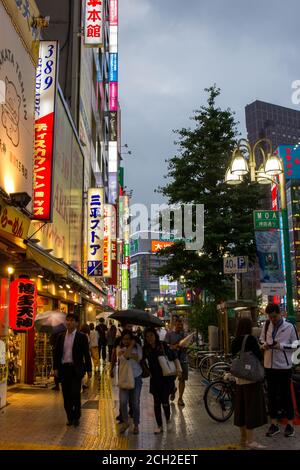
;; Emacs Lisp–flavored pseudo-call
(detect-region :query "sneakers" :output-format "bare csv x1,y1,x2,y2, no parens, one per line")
154,426,163,434
284,424,295,437
133,425,139,435
119,422,130,434
266,424,280,437
170,387,177,401
246,441,267,449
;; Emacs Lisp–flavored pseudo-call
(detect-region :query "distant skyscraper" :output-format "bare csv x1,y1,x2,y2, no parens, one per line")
245,100,300,153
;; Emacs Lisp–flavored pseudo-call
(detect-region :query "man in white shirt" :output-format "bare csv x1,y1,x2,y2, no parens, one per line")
89,323,99,372
54,314,92,426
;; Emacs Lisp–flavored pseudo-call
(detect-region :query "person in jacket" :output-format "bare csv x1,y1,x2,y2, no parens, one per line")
96,318,108,362
80,323,90,390
54,314,92,427
107,322,117,363
232,317,267,449
143,327,180,434
117,330,143,435
260,303,299,438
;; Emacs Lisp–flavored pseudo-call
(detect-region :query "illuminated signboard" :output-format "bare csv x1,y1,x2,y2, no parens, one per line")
84,0,104,47
87,188,104,276
109,82,118,111
9,278,37,331
103,204,115,278
109,53,118,82
277,145,300,180
33,41,59,221
151,240,174,252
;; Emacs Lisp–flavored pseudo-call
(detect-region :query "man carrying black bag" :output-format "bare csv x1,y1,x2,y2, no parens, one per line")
54,314,92,427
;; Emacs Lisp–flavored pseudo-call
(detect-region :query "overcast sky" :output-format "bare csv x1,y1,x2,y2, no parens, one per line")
119,0,300,207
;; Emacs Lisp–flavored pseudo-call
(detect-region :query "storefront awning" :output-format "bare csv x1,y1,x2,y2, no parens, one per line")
26,244,68,276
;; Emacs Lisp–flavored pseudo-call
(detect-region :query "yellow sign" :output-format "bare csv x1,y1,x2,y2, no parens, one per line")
2,0,41,64
0,197,30,239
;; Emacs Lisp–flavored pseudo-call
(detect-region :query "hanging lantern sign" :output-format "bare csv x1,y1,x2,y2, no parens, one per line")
9,278,37,331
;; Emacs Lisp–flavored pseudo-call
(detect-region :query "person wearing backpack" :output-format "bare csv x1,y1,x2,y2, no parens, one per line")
231,317,267,449
260,303,299,438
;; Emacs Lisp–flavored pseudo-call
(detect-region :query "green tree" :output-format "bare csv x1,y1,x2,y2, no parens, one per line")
132,289,147,310
189,300,218,343
156,85,263,300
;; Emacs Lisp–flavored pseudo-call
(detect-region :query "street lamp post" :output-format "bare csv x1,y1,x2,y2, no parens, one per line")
225,138,295,323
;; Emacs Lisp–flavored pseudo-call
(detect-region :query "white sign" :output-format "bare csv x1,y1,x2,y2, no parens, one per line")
223,256,248,274
122,290,128,309
130,262,138,279
87,188,104,276
103,204,113,278
33,41,59,220
84,0,104,47
261,283,286,296
0,2,35,204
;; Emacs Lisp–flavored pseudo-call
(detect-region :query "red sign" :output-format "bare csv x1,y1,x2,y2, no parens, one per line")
9,278,37,331
33,41,58,221
108,240,118,286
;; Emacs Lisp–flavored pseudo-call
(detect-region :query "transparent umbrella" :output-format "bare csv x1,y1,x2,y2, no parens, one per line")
34,311,67,334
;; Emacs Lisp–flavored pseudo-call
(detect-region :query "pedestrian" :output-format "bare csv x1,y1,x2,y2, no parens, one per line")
165,318,189,406
231,317,267,449
89,323,100,373
143,327,180,434
54,314,92,427
260,303,299,438
117,330,143,435
107,321,117,363
96,318,108,362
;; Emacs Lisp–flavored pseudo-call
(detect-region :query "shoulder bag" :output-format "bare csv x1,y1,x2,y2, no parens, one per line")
230,335,265,383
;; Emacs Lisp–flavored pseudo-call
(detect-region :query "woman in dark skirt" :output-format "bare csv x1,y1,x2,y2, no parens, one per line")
143,327,178,434
231,317,268,449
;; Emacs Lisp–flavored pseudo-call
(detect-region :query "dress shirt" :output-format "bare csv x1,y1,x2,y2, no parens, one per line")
62,330,76,364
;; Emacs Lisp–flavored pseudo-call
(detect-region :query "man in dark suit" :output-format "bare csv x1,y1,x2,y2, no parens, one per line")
54,313,92,427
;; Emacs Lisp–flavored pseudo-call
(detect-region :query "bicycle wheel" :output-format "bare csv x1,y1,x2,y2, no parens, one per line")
208,362,231,382
203,380,235,422
199,355,217,380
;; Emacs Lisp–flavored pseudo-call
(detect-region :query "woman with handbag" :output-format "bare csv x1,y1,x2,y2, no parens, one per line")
143,327,181,434
231,317,267,449
117,330,143,434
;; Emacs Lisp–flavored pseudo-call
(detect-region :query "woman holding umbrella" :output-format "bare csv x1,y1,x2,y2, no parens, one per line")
143,327,181,434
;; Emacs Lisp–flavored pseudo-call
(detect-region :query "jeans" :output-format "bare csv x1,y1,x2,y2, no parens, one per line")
120,375,142,425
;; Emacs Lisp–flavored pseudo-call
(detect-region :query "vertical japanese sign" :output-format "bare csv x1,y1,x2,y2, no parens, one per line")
109,0,118,25
109,53,118,82
87,188,104,276
84,0,104,47
277,145,300,180
108,204,118,285
103,204,114,278
33,41,59,221
109,82,118,111
9,278,37,331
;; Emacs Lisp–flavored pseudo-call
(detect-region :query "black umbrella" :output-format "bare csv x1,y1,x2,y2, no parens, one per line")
109,309,163,327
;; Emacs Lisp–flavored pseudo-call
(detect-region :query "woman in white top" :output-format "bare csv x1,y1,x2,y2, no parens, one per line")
117,330,143,434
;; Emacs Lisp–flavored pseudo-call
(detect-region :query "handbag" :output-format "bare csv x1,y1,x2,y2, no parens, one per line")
230,335,265,383
118,356,135,390
158,355,177,376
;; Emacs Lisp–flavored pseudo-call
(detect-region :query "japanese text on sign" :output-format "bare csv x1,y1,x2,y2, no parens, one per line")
9,279,37,331
84,0,104,47
87,188,104,276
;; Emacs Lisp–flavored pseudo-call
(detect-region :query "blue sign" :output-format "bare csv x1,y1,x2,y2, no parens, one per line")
237,256,246,270
109,53,118,82
277,145,300,180
87,261,102,277
255,231,284,283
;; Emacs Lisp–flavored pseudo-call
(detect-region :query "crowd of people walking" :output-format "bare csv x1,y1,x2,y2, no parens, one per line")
51,304,299,446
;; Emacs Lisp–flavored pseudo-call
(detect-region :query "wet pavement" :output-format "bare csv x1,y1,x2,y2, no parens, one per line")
0,364,299,450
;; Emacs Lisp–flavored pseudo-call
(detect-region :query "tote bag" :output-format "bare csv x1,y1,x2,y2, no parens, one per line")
158,355,177,376
118,356,135,390
230,335,265,383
